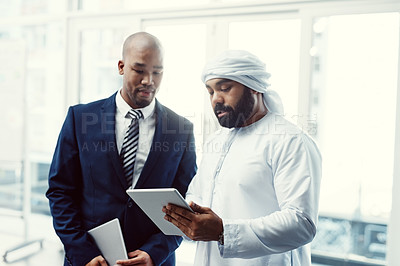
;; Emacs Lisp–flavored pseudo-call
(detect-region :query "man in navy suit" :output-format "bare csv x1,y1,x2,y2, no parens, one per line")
46,32,197,266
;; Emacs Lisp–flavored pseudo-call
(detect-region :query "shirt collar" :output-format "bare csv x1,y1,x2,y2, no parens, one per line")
116,89,155,119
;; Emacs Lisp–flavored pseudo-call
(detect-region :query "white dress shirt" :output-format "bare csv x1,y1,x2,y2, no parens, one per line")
186,112,322,266
115,90,156,188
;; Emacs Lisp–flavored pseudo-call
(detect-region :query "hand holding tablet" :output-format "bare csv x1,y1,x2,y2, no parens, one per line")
88,218,128,265
126,188,193,235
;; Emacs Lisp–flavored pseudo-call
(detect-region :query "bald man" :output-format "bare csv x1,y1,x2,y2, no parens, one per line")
46,32,197,266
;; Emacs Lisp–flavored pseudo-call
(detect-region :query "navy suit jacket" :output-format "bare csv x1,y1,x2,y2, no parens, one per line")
46,93,197,266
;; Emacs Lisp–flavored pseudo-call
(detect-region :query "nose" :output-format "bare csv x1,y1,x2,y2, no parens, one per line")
141,74,154,86
211,91,224,106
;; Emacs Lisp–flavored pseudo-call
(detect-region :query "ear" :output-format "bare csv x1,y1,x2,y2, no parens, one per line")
118,60,124,75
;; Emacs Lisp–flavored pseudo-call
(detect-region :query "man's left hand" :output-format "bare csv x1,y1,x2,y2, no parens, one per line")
162,201,223,242
115,250,154,266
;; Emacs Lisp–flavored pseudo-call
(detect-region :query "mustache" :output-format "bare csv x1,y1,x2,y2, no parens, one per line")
137,86,155,92
214,103,234,116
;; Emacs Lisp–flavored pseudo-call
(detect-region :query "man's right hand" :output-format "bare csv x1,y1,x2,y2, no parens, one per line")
163,201,223,242
86,255,108,266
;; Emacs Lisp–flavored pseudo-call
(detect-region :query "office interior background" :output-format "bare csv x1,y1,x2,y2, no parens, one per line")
0,0,399,265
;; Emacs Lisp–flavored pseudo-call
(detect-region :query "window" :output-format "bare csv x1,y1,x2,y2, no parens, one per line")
0,0,66,16
0,23,65,214
77,0,210,12
79,28,127,103
310,12,399,262
229,19,301,122
145,23,207,150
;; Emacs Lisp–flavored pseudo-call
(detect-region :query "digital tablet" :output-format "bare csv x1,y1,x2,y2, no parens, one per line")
126,188,194,236
88,218,128,265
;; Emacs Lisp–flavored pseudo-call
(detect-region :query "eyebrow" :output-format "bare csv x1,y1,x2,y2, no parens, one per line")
206,79,233,89
216,79,233,86
133,62,163,69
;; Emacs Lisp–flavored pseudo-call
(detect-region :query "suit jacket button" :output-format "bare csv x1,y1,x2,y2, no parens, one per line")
128,202,133,208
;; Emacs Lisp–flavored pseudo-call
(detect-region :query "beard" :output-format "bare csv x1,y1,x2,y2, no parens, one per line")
214,88,255,128
128,86,156,108
132,94,152,108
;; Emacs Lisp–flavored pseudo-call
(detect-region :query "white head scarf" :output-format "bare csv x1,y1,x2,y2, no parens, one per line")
201,50,284,114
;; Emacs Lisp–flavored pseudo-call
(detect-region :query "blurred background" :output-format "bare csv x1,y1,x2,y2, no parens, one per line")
0,0,399,265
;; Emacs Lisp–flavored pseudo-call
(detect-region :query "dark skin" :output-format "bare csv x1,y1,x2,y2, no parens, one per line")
162,78,267,242
86,32,160,266
118,32,163,110
163,201,223,242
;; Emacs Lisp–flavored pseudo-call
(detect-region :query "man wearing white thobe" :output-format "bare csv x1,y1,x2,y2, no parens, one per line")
163,50,322,265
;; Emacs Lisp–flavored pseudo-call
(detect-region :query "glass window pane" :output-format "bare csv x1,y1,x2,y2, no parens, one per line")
0,23,65,155
310,12,399,262
145,23,207,144
229,19,301,122
79,28,129,103
0,0,66,16
24,23,65,155
0,22,65,214
0,38,25,163
78,0,210,12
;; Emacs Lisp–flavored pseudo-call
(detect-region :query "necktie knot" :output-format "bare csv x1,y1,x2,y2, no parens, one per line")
126,109,143,120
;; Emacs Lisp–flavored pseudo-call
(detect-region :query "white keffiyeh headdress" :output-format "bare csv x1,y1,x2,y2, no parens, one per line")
201,50,284,114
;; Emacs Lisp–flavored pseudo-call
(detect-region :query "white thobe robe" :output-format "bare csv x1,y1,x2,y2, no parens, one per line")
186,112,322,266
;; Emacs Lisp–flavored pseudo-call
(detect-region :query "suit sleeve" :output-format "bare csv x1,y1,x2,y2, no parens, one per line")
140,120,197,265
46,107,101,265
172,122,197,196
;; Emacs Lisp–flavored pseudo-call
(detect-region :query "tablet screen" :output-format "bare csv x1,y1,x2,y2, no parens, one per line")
126,188,193,235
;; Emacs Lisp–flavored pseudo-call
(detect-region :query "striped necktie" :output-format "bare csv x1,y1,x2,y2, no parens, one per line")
120,109,143,187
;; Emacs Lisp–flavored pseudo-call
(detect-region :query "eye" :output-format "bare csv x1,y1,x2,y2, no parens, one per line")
221,86,232,92
133,68,144,74
153,71,163,75
207,89,214,95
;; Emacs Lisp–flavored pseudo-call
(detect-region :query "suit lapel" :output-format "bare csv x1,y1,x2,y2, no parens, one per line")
101,93,128,189
135,100,167,188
